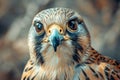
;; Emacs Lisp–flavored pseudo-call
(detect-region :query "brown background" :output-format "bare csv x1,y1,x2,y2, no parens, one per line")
0,0,120,80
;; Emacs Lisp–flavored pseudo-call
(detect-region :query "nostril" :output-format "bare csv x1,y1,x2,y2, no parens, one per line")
60,29,62,32
48,30,51,36
59,29,63,34
48,30,51,34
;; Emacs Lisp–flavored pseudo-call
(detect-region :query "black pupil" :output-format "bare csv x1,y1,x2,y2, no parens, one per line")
69,20,77,30
35,22,43,30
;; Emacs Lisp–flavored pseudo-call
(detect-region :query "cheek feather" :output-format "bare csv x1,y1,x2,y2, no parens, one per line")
61,40,74,55
65,40,72,47
40,43,50,53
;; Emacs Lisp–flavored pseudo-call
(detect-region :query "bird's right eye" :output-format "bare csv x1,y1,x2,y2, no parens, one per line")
33,21,44,33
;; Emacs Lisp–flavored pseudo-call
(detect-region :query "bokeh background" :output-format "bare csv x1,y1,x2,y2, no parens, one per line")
0,0,120,80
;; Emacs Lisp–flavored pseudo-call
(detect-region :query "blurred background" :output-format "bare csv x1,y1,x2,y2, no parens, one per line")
0,0,120,80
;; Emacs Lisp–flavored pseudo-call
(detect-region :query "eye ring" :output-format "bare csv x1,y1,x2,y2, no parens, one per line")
33,21,44,33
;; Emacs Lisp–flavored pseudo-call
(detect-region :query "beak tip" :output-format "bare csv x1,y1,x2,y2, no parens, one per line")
54,48,57,52
53,42,59,52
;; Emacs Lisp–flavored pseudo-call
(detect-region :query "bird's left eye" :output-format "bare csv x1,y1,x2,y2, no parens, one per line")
34,21,43,33
68,20,78,30
67,18,79,33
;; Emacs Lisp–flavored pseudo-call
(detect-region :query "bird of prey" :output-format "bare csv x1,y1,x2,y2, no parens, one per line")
21,8,120,80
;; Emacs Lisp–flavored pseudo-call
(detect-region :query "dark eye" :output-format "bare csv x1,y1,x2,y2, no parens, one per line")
34,21,43,32
68,20,78,30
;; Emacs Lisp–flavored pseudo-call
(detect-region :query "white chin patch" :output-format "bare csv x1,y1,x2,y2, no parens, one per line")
40,40,73,65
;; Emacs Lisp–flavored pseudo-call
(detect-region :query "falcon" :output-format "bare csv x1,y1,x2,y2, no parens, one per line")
21,8,120,80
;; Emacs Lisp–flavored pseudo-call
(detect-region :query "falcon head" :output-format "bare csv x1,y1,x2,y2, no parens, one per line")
28,8,90,66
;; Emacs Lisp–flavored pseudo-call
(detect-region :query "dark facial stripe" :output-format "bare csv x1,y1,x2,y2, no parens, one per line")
69,33,83,63
71,40,82,63
81,69,90,80
35,44,44,64
89,66,99,78
35,32,45,64
66,30,78,40
67,30,83,51
72,41,83,52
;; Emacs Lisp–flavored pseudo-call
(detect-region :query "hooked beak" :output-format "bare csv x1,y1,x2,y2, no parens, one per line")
48,29,63,52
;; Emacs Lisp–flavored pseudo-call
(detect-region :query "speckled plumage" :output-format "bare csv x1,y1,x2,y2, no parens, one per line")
21,8,120,80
